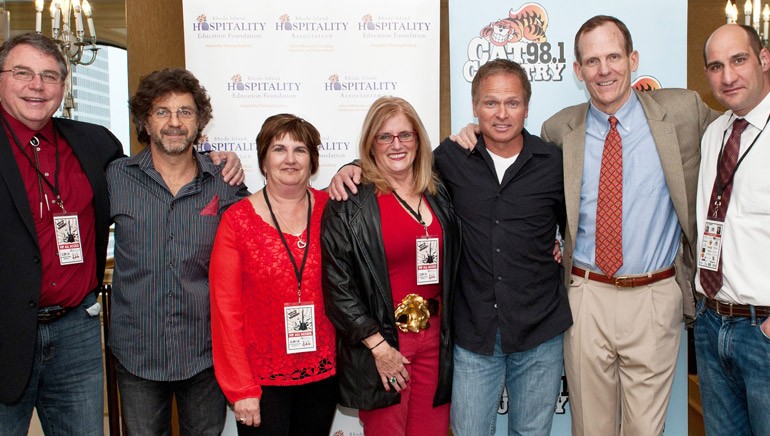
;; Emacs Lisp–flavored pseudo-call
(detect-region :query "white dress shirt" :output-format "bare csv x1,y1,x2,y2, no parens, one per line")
695,92,770,305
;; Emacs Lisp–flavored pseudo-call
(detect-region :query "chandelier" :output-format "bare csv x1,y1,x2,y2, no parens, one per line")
725,0,770,44
34,0,99,118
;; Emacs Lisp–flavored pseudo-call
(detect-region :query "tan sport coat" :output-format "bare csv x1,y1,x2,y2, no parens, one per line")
540,89,719,321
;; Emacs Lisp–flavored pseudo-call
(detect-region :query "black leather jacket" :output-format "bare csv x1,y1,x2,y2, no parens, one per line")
321,182,461,410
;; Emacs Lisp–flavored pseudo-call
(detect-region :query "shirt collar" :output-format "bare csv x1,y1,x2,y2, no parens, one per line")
0,105,56,147
587,90,639,133
127,146,215,177
726,91,770,130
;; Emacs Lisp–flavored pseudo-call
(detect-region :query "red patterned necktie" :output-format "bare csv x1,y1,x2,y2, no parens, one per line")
699,118,749,298
595,116,623,278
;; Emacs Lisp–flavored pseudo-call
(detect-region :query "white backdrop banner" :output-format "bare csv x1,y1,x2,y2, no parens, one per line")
183,0,439,190
449,1,689,435
182,1,439,435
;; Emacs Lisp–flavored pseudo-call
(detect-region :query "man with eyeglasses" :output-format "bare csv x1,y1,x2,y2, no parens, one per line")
0,31,124,435
106,68,249,435
0,33,244,435
328,59,570,435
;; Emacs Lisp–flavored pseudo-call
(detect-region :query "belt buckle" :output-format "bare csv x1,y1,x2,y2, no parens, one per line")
614,276,631,287
395,294,431,333
715,301,733,316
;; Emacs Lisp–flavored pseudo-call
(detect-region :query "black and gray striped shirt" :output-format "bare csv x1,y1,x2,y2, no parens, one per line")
107,148,249,381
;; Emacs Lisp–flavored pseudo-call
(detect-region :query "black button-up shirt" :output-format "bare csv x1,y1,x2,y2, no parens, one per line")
434,129,571,354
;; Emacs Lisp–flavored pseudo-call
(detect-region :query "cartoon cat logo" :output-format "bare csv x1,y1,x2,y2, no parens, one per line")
479,3,549,46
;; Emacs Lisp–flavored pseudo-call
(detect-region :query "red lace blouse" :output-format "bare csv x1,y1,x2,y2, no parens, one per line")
209,188,336,403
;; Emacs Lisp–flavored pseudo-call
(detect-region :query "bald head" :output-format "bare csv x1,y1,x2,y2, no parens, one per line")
704,24,770,116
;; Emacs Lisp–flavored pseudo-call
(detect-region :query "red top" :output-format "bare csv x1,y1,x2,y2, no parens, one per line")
209,188,336,403
3,107,96,308
377,193,442,308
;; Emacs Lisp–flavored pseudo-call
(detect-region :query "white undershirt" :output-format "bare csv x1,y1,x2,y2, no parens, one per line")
487,149,519,183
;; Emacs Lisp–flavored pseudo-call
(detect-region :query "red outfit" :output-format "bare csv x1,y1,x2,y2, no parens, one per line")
359,193,448,436
3,106,96,308
209,188,336,403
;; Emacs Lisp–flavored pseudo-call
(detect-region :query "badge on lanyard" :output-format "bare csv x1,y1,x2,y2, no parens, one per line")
53,213,84,265
417,236,439,285
284,303,317,354
698,219,724,272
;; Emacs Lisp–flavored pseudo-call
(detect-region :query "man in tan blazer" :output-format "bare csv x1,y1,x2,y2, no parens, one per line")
539,15,718,436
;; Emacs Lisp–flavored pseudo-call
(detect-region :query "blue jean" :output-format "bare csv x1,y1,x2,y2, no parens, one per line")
694,299,770,436
0,292,104,436
451,331,563,436
115,361,226,436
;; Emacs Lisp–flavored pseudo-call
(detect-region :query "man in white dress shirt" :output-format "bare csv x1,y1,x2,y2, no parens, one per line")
695,23,770,436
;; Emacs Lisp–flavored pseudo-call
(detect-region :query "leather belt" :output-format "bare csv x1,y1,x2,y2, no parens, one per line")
706,299,770,318
571,266,676,288
38,306,73,324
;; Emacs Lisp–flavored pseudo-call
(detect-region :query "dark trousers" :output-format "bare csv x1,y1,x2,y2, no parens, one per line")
236,376,337,436
115,360,227,436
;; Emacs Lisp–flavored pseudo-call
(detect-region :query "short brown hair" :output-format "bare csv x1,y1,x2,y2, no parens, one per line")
358,96,437,195
574,15,633,63
130,68,213,145
0,33,68,79
256,114,321,177
471,59,531,105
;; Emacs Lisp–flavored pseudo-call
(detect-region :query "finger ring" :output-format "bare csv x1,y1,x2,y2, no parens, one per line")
238,418,246,422
390,377,397,383
239,167,244,172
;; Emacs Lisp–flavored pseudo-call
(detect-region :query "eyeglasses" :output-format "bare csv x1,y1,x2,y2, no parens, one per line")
150,108,198,121
375,131,417,145
0,67,63,84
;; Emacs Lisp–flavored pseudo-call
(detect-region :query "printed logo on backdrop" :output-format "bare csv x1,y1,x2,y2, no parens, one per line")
276,14,348,38
227,74,301,104
324,73,398,97
192,14,265,40
462,3,566,84
324,73,398,113
332,430,362,436
632,75,662,92
359,13,431,40
197,134,257,153
319,135,353,168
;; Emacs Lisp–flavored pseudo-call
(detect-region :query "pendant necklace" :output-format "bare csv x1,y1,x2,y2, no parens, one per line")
265,190,309,249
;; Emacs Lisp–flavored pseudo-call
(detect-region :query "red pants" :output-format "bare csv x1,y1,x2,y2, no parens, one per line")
359,316,449,436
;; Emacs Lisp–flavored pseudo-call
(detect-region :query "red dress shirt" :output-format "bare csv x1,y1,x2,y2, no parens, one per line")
3,107,97,308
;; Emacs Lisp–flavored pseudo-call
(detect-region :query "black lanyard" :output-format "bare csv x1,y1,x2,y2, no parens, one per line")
263,188,311,302
0,111,65,212
393,190,429,237
715,114,770,198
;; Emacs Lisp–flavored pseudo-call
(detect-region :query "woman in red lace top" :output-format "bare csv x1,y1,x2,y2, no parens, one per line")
209,114,336,435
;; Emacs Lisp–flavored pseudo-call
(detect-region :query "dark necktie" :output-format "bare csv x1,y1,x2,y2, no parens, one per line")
595,116,623,277
700,118,749,298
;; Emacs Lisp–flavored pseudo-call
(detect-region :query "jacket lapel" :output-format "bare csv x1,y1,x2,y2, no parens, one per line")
350,188,395,312
0,128,38,242
562,105,588,253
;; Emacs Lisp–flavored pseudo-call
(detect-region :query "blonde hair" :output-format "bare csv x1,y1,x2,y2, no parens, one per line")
358,96,437,195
